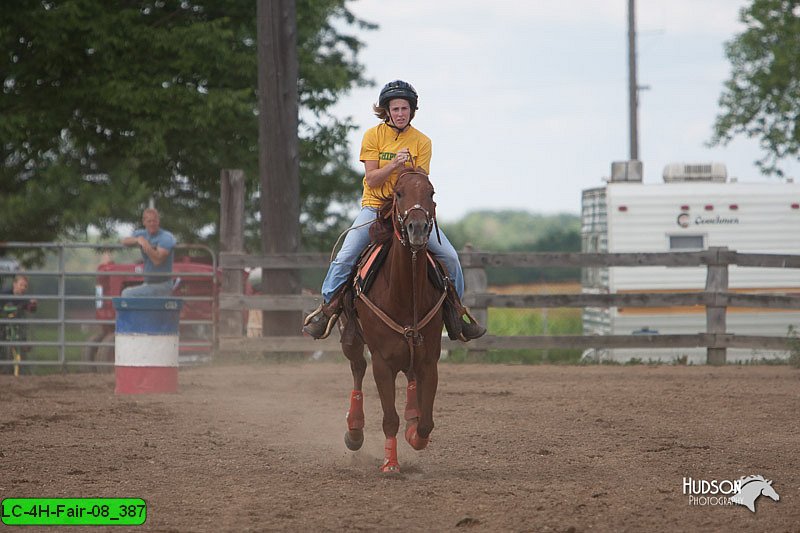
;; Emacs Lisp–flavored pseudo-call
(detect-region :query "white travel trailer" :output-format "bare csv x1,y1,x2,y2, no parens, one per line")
582,161,800,363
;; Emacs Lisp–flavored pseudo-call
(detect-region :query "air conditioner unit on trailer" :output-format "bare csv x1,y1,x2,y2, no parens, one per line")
662,162,727,183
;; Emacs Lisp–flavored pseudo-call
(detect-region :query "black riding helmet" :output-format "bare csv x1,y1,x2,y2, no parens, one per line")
378,80,419,110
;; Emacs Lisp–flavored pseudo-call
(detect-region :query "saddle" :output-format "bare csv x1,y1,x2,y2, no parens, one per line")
339,241,447,345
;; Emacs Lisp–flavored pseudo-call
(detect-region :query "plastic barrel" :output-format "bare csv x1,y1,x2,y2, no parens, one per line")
113,297,183,394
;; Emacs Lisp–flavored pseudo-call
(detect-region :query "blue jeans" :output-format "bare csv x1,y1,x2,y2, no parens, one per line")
121,280,173,297
321,207,464,302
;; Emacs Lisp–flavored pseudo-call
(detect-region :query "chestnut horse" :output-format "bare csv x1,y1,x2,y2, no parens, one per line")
340,168,447,473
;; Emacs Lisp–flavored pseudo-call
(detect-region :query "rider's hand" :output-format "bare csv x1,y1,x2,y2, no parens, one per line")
395,149,411,166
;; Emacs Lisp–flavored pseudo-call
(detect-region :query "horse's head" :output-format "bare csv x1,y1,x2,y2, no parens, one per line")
760,480,780,502
393,168,436,250
732,475,780,512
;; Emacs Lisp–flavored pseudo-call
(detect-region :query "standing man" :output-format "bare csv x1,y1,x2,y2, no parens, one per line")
0,274,37,375
121,208,176,297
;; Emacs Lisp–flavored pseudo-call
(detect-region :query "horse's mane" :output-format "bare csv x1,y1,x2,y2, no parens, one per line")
738,475,768,485
369,193,395,245
368,167,429,245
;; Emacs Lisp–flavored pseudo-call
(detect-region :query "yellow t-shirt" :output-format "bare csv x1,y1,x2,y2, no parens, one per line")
359,122,432,208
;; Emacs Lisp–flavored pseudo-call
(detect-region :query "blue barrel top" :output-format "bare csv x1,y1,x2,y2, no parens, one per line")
113,297,184,335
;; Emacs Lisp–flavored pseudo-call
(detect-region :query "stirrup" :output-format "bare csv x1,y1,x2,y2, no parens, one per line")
303,304,324,326
458,308,486,342
302,304,339,340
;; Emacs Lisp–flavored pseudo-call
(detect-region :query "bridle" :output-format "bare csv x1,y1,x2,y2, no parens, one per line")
393,202,431,250
391,170,442,250
356,170,447,373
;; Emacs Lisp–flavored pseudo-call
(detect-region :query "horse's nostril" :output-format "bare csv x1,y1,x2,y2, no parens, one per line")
407,220,427,238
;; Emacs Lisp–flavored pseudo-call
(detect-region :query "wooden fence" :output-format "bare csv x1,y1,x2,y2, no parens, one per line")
217,247,800,364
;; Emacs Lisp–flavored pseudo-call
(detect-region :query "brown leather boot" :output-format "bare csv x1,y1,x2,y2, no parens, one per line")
442,280,486,342
302,288,346,339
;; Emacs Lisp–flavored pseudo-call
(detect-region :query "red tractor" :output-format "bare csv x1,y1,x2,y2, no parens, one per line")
83,255,251,367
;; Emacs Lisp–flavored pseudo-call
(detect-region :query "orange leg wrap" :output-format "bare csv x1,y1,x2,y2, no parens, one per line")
346,390,364,431
405,423,430,451
404,380,419,421
381,436,399,473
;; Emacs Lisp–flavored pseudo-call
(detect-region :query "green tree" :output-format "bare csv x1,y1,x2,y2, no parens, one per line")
711,0,800,176
0,0,372,253
444,210,580,252
443,210,581,285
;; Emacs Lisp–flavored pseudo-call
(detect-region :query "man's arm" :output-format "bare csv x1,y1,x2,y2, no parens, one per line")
121,235,169,265
141,241,170,266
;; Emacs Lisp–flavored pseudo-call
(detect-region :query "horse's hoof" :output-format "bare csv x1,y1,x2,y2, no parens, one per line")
380,461,400,474
344,429,364,451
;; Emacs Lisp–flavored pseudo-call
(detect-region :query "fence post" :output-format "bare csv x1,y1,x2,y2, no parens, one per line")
461,244,487,360
705,246,729,365
219,169,245,339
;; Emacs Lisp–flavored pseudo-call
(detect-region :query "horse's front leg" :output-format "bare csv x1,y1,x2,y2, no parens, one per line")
403,369,419,423
406,355,438,450
372,355,400,473
342,340,366,451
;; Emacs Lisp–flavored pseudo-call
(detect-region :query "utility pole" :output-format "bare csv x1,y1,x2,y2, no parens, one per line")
627,0,639,160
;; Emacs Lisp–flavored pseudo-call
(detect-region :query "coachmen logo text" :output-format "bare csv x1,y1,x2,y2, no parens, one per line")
676,212,739,228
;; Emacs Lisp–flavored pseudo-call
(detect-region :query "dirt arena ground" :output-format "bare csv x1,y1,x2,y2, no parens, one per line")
1,361,799,532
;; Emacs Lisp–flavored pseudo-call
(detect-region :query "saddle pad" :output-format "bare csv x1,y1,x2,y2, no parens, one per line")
353,241,447,296
359,243,385,281
353,242,390,296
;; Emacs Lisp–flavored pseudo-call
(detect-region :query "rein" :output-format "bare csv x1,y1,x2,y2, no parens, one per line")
356,170,447,372
329,218,374,262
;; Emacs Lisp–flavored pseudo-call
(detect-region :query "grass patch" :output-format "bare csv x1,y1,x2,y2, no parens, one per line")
446,308,583,364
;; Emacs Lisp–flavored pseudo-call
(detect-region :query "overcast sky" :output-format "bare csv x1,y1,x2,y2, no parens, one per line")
331,0,800,222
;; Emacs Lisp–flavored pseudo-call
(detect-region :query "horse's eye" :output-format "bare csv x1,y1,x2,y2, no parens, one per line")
396,191,403,200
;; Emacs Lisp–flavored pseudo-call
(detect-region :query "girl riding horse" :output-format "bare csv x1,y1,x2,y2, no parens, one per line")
303,79,485,342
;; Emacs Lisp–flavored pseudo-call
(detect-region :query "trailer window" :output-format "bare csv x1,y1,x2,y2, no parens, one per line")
669,235,704,250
